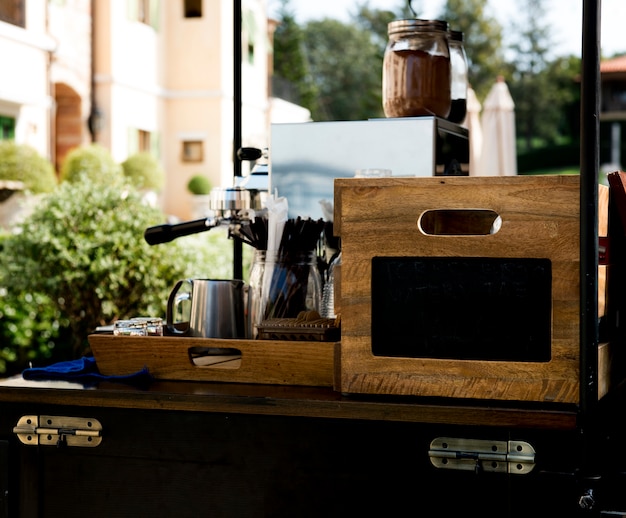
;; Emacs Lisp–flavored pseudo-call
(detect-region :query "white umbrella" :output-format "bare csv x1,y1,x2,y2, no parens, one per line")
463,86,483,176
479,76,517,176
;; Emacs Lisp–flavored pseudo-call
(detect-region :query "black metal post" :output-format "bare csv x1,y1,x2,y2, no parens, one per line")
579,1,602,498
579,0,601,423
233,1,243,280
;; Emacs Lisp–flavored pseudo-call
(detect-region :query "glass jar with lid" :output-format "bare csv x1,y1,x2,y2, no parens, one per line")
382,19,451,119
447,29,469,123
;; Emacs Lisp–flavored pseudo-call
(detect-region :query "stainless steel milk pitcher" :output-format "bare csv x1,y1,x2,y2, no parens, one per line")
166,279,246,339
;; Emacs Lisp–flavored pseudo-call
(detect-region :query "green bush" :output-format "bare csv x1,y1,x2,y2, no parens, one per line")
0,174,237,367
187,174,212,195
60,144,122,184
121,152,165,191
0,281,67,376
0,140,57,193
516,142,580,174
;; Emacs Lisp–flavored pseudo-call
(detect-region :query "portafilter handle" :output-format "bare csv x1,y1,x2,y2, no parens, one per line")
144,217,219,245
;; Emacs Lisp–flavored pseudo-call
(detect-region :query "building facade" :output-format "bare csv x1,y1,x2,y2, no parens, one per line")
0,0,274,220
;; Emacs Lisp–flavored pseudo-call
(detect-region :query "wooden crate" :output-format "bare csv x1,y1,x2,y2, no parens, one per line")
334,175,615,403
89,335,336,387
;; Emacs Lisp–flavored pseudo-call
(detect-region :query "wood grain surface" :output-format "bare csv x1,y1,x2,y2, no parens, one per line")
334,175,612,403
89,335,336,387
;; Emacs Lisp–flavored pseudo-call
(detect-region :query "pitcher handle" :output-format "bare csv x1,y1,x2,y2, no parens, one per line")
166,279,191,335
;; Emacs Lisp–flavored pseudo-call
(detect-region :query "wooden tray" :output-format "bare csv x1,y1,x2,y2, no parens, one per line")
89,335,336,387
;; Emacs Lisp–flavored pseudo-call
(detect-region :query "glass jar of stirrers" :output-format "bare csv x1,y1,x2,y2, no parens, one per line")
247,250,322,339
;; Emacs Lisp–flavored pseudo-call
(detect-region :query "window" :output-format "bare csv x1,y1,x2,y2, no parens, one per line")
137,0,151,24
128,128,160,157
127,0,160,30
138,129,151,152
0,0,25,27
184,0,202,18
0,116,15,140
242,9,257,65
182,141,203,162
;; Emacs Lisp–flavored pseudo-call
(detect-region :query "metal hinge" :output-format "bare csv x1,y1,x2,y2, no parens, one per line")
13,415,102,448
429,437,535,475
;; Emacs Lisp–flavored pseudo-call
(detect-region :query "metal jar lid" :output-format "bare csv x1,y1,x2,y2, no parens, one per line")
387,19,449,36
449,29,464,42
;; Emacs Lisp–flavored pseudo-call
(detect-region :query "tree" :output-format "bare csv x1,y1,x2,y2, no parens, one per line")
545,55,581,142
351,2,404,56
272,0,317,111
507,0,570,149
273,1,401,121
437,0,507,101
301,2,402,122
302,18,385,121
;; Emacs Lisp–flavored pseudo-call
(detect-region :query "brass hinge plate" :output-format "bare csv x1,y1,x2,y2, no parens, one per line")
429,437,535,475
13,415,102,447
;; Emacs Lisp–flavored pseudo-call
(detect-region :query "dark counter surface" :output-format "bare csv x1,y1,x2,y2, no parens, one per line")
0,375,579,430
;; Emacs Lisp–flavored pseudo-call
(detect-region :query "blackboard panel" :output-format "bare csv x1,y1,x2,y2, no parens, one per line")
371,257,552,362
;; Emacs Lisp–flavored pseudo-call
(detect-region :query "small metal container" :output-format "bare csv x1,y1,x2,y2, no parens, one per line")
131,317,164,336
113,319,148,337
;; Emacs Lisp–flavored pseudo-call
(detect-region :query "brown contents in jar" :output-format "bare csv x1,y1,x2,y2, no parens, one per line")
383,49,451,118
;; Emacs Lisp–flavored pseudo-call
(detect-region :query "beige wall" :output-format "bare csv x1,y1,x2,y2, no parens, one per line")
0,0,270,220
0,1,55,156
93,0,269,220
161,0,231,219
0,0,92,167
49,0,93,169
93,0,162,160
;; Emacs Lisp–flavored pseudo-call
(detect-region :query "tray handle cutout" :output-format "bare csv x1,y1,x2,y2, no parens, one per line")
188,346,242,369
419,209,501,235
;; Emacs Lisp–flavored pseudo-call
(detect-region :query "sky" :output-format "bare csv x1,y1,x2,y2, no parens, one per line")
267,0,626,59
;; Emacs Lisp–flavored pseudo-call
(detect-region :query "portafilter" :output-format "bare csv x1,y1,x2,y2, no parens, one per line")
144,186,255,245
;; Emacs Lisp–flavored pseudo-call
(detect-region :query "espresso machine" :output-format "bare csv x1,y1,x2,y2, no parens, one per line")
269,116,469,219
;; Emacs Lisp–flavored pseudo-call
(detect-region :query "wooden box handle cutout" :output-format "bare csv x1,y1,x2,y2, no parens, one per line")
188,346,242,369
419,209,502,236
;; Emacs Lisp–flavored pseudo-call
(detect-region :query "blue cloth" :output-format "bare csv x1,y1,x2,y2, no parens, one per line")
22,356,152,385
